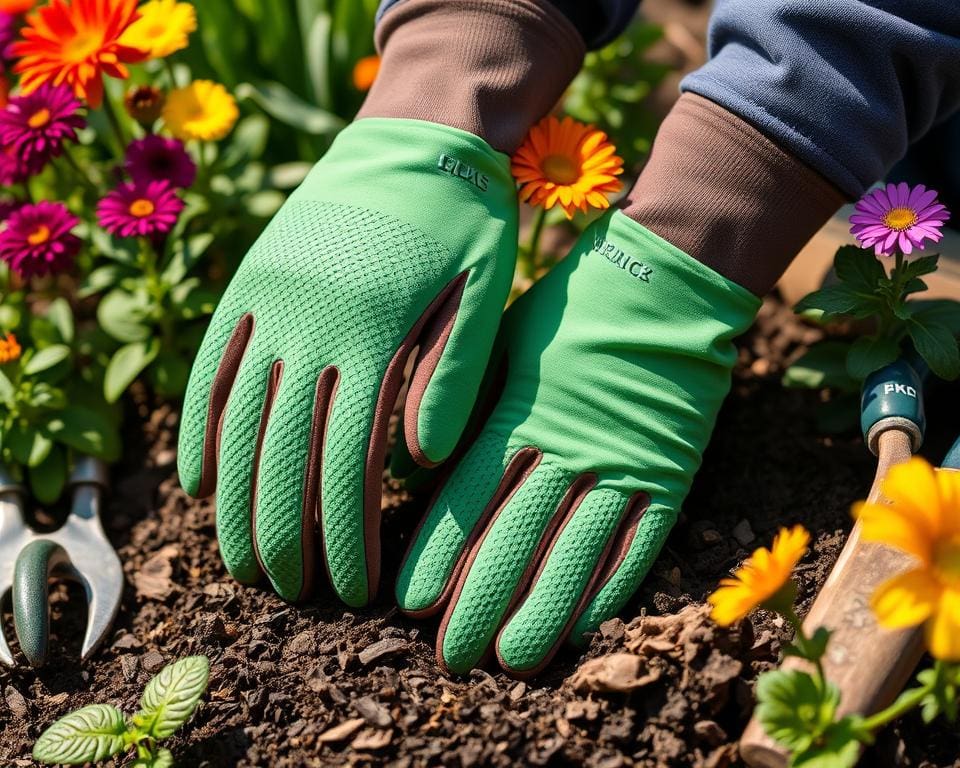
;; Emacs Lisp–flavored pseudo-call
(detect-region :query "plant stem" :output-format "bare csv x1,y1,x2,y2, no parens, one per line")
785,607,827,685
59,146,99,195
861,681,930,731
525,206,547,279
102,96,128,157
164,58,179,89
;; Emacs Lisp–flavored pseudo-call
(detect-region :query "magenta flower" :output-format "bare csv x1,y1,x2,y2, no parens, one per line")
97,179,184,238
0,14,15,61
0,143,41,185
850,182,950,256
0,83,84,170
124,135,196,189
0,201,80,278
0,197,21,219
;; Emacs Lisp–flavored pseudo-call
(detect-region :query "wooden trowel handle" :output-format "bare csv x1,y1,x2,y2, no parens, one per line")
740,428,923,768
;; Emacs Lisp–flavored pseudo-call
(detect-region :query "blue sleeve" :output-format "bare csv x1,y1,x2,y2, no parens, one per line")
376,0,640,50
682,1,960,197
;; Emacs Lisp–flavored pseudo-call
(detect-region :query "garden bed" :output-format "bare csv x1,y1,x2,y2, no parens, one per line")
2,295,959,767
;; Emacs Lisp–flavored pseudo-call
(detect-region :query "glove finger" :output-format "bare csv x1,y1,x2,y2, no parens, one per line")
213,330,274,585
435,458,572,675
178,311,254,498
252,361,337,601
404,270,505,468
569,501,676,644
495,488,644,676
395,431,528,615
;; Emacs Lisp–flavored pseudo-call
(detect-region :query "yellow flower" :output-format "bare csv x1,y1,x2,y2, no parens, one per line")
0,333,22,364
352,55,380,91
855,457,960,661
511,115,624,220
163,80,238,141
119,0,197,59
708,525,810,626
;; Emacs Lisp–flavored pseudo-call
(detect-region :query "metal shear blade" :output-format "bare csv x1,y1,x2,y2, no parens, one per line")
0,457,122,668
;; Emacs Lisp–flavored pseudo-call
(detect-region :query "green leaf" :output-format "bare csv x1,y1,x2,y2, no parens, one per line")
23,345,71,376
782,341,858,392
29,445,67,504
97,288,154,343
783,627,832,664
0,369,15,406
45,406,121,462
900,253,940,281
903,278,928,296
911,299,960,335
794,284,873,318
833,245,885,291
46,299,75,344
908,319,960,380
791,716,870,768
756,669,839,751
32,703,128,765
845,335,900,380
104,340,160,403
133,747,175,768
150,350,192,398
161,233,215,286
6,423,51,467
78,264,132,298
135,656,210,739
236,80,345,136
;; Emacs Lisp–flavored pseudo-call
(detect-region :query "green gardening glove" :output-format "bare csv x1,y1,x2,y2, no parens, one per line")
178,118,518,605
395,210,760,675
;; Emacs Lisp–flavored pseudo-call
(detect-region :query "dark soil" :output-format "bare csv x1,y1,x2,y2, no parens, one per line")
2,295,960,768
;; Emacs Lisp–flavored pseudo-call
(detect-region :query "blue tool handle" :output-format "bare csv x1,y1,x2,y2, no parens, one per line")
860,357,927,455
943,435,960,470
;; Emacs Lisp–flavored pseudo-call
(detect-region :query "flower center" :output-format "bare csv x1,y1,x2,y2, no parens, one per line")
934,536,960,584
883,206,918,231
129,199,155,218
63,31,105,63
27,224,50,245
149,23,167,38
27,108,51,129
541,154,580,186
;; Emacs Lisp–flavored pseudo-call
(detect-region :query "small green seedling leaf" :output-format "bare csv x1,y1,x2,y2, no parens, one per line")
33,703,128,765
104,339,161,403
132,747,175,768
135,655,210,739
790,715,870,768
756,669,839,751
783,627,832,664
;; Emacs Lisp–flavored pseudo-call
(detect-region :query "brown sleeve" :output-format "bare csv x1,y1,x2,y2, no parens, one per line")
357,0,585,154
621,93,849,296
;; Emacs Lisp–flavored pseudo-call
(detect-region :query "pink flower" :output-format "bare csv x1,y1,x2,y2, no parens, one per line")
0,83,84,170
124,134,195,189
850,182,950,256
0,142,41,184
96,179,184,238
0,200,80,278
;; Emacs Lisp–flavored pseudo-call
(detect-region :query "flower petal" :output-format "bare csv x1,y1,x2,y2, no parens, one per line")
871,568,939,629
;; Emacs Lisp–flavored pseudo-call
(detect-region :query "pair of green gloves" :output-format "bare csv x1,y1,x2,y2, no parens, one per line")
178,119,759,676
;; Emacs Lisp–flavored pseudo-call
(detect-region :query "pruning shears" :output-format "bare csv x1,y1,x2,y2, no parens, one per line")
0,456,123,668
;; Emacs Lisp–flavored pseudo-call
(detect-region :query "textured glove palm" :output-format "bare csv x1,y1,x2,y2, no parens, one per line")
395,210,760,675
178,119,517,605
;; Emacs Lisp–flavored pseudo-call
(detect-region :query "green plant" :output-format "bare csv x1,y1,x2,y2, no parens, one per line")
0,288,120,501
33,656,210,767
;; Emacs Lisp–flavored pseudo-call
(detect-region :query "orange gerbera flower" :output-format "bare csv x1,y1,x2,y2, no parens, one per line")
0,0,36,13
0,333,22,364
512,115,624,220
352,55,380,91
11,0,147,108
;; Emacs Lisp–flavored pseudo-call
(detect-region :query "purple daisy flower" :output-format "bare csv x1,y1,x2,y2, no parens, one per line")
96,179,184,238
0,201,80,278
0,197,21,220
124,135,196,189
0,83,84,170
0,143,41,185
850,182,950,256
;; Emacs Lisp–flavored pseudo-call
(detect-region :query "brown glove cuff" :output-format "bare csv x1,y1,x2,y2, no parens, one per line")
620,93,848,296
357,0,585,154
